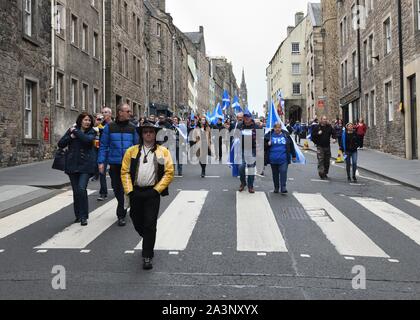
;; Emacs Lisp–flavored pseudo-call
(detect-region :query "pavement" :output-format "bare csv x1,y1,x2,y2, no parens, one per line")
298,138,420,191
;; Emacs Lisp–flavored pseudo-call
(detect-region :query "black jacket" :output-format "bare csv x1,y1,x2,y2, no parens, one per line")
311,124,335,148
340,131,360,153
58,127,97,175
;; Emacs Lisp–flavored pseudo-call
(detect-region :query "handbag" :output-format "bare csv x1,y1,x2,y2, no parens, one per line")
52,148,67,171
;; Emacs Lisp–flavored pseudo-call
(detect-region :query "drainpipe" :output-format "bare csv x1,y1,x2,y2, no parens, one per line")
397,0,405,114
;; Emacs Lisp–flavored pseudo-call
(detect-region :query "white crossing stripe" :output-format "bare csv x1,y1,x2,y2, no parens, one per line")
0,185,40,202
35,199,118,249
135,191,208,251
0,190,95,239
236,192,287,252
406,199,420,208
352,197,420,246
294,193,389,258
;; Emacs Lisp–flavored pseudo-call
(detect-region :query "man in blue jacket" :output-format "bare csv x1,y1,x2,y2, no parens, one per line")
98,103,139,226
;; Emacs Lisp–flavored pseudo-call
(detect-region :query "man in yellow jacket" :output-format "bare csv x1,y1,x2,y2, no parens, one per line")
121,121,174,270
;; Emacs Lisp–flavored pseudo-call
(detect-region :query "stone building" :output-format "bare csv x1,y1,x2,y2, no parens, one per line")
0,0,52,167
183,27,211,114
267,12,307,124
210,57,239,112
402,0,420,160
144,0,174,116
337,0,417,157
104,0,146,119
53,0,104,141
321,0,340,121
306,2,331,122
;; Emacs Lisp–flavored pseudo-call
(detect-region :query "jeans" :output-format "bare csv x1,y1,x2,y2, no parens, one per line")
109,164,127,219
346,151,358,178
239,161,256,188
99,163,108,196
271,163,289,192
130,187,161,258
69,173,90,220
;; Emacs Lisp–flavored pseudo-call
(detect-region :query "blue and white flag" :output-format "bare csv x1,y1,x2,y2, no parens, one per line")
232,95,243,114
213,103,224,124
177,123,188,140
222,90,231,111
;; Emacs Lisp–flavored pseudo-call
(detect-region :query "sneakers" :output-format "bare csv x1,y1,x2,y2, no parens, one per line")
143,258,153,270
74,218,81,223
353,176,358,183
239,184,246,192
81,218,88,226
97,194,107,201
118,218,126,227
348,176,352,182
273,189,279,194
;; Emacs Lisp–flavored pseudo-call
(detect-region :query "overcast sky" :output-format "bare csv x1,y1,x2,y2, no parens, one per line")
166,0,314,115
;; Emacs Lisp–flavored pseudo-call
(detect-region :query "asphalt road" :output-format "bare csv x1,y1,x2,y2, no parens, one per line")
1,151,420,300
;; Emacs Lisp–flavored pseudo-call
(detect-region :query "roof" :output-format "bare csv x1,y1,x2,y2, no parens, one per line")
308,2,322,27
184,32,203,44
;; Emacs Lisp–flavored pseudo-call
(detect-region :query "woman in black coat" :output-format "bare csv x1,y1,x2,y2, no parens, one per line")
58,112,97,226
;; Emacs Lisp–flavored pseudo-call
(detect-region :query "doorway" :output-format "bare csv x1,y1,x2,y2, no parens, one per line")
409,76,418,159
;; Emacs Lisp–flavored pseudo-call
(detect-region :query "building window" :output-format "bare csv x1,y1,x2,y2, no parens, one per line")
23,0,33,37
292,83,301,95
71,14,78,45
158,51,162,65
368,34,374,68
365,93,370,126
24,79,36,139
124,2,128,30
56,73,64,104
93,32,98,58
71,78,78,109
292,63,300,75
118,43,123,73
384,18,392,55
93,88,99,114
370,90,376,126
157,23,161,37
417,0,420,30
133,55,137,81
158,79,162,92
137,17,141,42
137,58,141,84
352,51,358,80
344,60,348,87
385,81,393,122
82,84,88,111
340,21,344,46
292,42,300,54
124,48,129,77
117,0,122,25
82,24,88,52
116,94,122,109
55,3,65,37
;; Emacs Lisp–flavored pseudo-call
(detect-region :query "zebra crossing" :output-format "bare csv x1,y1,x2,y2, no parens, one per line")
0,188,420,262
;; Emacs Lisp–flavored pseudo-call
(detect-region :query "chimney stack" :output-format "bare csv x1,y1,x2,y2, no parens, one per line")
295,12,305,26
287,26,294,36
199,26,204,34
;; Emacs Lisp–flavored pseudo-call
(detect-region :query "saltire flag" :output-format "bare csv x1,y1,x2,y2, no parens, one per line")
266,102,306,165
212,103,224,124
222,90,231,111
232,95,243,114
277,91,285,116
177,123,188,140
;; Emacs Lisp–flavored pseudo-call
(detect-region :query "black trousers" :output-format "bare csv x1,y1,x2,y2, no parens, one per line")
130,187,161,258
109,164,127,219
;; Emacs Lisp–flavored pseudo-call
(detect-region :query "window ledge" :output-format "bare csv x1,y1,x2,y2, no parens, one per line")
22,34,40,46
56,103,65,109
70,42,79,49
56,33,65,41
23,138,40,146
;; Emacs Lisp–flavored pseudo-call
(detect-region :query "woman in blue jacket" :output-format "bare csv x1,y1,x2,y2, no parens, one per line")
58,112,97,226
264,123,297,194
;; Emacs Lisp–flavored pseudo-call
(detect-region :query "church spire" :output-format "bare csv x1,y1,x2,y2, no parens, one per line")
241,68,246,88
239,68,248,107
